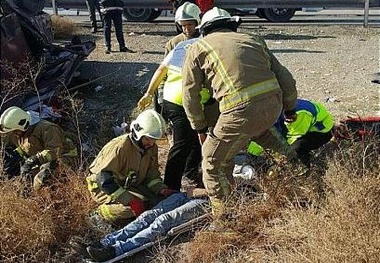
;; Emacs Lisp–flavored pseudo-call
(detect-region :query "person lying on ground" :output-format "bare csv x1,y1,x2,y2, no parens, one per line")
71,192,208,262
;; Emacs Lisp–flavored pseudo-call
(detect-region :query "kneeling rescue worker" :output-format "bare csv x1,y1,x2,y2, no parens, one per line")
86,109,177,226
0,106,78,190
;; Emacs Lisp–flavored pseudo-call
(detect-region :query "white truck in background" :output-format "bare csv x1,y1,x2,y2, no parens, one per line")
48,0,380,22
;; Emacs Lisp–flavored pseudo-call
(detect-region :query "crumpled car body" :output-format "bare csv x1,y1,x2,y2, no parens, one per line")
0,0,95,113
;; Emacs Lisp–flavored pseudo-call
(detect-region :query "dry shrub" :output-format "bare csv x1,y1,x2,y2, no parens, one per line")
250,170,380,263
0,167,94,262
185,231,246,263
185,139,379,263
50,15,76,40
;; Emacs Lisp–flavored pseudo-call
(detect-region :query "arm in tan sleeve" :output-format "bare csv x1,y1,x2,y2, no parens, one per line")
37,125,65,163
182,46,208,131
269,52,298,111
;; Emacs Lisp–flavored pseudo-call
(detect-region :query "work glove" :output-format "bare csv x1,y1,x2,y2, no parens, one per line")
128,198,145,217
137,93,153,111
160,188,178,198
20,155,40,177
284,109,297,122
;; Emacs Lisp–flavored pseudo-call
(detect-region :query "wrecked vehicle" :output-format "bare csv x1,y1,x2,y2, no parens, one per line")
0,0,95,114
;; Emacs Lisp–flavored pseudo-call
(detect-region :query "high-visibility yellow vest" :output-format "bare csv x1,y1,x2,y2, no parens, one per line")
163,38,211,106
286,99,334,144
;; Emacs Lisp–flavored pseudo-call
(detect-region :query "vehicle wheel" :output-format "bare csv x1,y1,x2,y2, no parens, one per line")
147,9,162,22
123,8,152,22
262,8,296,22
255,8,266,19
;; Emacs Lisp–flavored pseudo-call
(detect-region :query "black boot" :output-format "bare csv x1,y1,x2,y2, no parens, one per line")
69,237,104,258
87,245,116,262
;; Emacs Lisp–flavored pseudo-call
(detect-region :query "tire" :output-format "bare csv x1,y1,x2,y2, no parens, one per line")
262,8,296,22
147,9,162,22
255,8,266,19
123,8,153,22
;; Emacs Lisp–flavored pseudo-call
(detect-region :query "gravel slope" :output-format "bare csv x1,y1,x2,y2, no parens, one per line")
77,23,379,125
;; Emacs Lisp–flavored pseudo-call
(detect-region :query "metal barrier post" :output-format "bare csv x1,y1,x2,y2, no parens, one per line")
52,0,58,15
364,0,370,27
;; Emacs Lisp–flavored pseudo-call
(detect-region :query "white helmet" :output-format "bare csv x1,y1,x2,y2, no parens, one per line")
130,109,166,141
0,106,31,133
175,2,201,24
198,7,241,34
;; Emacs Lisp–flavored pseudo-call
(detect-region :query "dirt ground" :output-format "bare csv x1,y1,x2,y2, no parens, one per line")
69,22,378,262
75,23,379,125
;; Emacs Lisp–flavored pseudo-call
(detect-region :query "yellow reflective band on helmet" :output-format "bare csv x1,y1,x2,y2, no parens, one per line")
198,39,235,92
220,78,280,112
98,204,116,222
110,187,126,201
146,178,162,189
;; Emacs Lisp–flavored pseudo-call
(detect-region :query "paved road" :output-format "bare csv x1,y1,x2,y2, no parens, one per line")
45,8,380,27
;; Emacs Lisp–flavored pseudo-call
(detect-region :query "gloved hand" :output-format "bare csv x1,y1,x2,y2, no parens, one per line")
128,198,145,216
137,93,153,111
20,156,40,177
160,188,178,198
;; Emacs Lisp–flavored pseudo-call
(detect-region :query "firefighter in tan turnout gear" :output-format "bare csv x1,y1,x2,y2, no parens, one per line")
0,106,78,190
182,8,302,230
86,109,177,226
164,2,201,56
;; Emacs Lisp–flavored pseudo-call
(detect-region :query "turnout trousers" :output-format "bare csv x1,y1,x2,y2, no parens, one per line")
202,92,284,217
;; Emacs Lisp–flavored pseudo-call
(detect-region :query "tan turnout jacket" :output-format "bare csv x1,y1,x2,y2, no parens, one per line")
6,120,74,164
87,134,167,201
182,29,298,131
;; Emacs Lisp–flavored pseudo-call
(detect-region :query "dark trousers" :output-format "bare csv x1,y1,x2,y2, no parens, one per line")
86,0,102,29
162,101,201,191
291,131,333,167
103,10,125,49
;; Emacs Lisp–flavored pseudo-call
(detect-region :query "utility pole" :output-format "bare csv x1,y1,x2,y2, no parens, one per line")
363,0,369,28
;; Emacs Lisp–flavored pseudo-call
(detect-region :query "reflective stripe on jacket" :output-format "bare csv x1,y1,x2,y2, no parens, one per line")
286,99,334,144
182,30,296,131
7,120,75,164
86,134,167,201
163,38,211,106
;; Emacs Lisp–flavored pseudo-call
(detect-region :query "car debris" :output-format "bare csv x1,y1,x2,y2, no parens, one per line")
0,0,96,114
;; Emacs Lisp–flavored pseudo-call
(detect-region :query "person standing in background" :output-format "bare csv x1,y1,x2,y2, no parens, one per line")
86,0,103,33
100,0,134,54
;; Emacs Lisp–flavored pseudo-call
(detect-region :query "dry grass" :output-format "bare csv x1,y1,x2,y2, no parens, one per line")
182,138,380,263
51,15,76,40
0,139,378,263
0,166,95,262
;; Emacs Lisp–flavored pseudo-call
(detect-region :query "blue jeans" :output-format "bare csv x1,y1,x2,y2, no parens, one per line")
100,193,207,256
